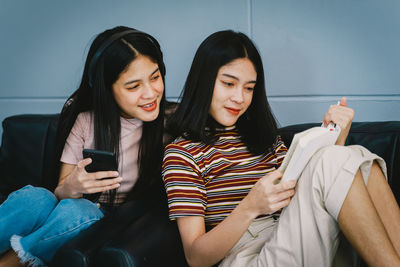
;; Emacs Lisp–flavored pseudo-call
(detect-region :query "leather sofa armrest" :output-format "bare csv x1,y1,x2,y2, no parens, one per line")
0,114,59,198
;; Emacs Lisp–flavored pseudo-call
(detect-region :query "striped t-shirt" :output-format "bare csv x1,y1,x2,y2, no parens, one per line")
162,126,287,229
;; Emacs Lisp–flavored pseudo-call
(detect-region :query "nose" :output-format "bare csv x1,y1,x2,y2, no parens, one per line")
142,83,157,99
230,87,244,104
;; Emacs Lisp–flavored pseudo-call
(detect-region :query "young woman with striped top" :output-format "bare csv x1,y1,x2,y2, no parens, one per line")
162,30,400,267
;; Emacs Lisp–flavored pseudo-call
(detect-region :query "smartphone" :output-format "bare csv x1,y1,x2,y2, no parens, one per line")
82,149,118,203
82,149,118,176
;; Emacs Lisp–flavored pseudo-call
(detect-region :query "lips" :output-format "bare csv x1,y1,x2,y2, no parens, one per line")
225,107,240,115
139,100,157,112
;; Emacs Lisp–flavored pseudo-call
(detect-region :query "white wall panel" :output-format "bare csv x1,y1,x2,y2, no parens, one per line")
0,0,399,139
270,96,400,127
252,0,400,96
0,0,249,99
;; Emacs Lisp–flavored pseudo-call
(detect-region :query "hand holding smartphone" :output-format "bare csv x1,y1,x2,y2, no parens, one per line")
82,149,118,202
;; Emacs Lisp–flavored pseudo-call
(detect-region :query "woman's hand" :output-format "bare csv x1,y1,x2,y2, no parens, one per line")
241,169,296,217
322,97,354,146
55,158,122,199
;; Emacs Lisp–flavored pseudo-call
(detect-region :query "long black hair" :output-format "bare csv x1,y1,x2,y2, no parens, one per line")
54,26,166,202
168,30,277,155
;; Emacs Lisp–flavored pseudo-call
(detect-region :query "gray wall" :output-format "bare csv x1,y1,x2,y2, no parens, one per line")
1,0,399,139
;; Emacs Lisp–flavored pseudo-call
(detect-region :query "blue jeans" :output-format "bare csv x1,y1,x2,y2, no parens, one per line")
0,185,104,266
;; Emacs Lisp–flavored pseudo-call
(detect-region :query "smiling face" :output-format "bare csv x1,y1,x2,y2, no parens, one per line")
112,55,164,121
209,57,257,126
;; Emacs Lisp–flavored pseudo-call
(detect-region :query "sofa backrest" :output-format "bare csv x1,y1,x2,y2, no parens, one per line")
1,115,399,205
0,114,59,200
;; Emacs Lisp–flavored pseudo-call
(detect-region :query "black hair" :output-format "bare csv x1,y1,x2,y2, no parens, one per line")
168,30,277,155
53,26,166,203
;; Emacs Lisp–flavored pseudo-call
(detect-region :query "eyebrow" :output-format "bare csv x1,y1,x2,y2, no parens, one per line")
221,73,256,84
124,67,160,86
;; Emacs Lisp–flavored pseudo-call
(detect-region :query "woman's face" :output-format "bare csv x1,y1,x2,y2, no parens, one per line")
209,58,256,126
112,55,164,121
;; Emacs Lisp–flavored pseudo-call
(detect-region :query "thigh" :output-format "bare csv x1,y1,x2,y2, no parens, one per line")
20,198,104,263
42,198,104,237
219,217,276,267
256,145,385,267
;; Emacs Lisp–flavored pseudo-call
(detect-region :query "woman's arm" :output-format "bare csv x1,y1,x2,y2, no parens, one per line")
177,204,254,267
322,97,354,146
177,170,296,267
54,159,122,200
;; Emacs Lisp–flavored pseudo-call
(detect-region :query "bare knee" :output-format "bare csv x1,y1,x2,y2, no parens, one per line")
367,160,385,187
370,161,383,176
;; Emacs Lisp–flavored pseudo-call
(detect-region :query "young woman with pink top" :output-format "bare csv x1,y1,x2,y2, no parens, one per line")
0,26,167,266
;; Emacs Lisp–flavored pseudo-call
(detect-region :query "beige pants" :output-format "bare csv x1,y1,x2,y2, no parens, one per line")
219,145,387,267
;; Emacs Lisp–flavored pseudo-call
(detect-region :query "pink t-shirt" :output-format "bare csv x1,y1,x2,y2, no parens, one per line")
61,112,143,195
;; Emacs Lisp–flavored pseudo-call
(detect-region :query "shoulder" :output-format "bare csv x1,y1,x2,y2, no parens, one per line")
272,135,287,152
164,136,203,163
70,111,93,134
163,137,203,175
165,136,206,151
165,136,194,153
76,111,92,123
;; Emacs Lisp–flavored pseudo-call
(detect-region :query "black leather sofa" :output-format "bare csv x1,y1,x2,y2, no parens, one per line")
0,113,399,266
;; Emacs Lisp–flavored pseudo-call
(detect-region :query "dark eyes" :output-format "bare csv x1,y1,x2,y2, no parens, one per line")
128,84,139,90
151,74,160,81
127,74,160,90
222,81,234,87
222,81,255,91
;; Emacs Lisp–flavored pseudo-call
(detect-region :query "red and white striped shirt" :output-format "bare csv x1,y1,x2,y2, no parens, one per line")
162,126,287,229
